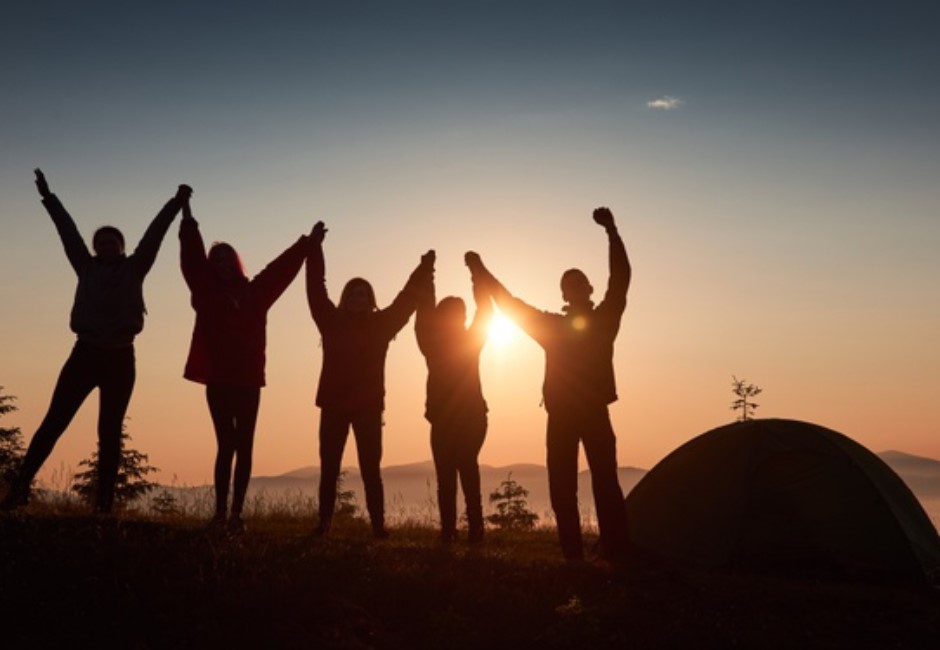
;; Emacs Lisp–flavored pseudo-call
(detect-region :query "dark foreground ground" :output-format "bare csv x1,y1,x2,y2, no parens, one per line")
1,514,939,649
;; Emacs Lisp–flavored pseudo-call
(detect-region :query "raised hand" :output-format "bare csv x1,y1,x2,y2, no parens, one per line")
421,249,436,268
310,221,328,244
34,168,51,198
464,251,484,274
176,184,194,202
592,206,615,229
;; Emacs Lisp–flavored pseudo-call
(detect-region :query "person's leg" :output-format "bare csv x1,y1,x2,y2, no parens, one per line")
581,407,629,559
430,421,458,542
206,384,237,520
317,409,350,532
456,412,487,542
230,386,261,521
4,343,96,508
547,412,583,560
351,410,386,537
94,346,135,514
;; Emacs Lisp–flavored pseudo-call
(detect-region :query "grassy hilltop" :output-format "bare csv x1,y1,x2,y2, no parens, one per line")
2,510,939,649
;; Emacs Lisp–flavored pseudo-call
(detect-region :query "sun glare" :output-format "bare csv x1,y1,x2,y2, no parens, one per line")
488,312,519,347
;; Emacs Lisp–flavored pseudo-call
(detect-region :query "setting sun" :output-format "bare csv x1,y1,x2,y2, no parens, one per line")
487,311,520,347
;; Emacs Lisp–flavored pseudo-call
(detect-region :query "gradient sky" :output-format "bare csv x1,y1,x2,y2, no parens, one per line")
2,1,938,487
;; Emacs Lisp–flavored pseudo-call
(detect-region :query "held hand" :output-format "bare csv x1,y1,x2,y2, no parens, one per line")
310,221,327,244
592,206,615,229
34,168,51,198
176,184,193,202
464,251,484,273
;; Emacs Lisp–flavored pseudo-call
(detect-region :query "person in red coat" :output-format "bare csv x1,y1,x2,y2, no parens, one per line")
306,221,433,538
179,197,309,532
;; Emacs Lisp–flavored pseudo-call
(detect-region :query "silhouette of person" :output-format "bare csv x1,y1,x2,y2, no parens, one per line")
415,253,493,544
466,207,632,561
306,221,433,538
1,169,190,513
178,196,310,533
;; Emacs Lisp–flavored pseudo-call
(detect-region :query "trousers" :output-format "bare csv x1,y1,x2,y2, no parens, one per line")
318,408,385,530
546,405,629,560
18,340,135,512
206,384,261,517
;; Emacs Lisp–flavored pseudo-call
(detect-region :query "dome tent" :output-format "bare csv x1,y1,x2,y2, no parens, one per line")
625,419,940,582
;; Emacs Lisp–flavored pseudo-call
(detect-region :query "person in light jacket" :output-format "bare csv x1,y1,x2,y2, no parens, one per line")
2,169,189,513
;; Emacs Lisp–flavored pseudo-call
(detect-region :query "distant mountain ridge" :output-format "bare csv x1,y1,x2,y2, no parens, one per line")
166,450,940,524
878,450,940,499
247,461,647,521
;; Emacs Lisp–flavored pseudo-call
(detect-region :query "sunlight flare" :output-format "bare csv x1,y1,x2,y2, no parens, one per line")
488,312,520,347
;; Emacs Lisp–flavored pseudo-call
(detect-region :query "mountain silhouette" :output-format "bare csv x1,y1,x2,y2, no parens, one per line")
877,450,940,499
235,461,646,522
153,451,940,526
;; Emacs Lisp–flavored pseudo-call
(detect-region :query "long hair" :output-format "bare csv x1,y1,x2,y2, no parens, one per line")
208,242,248,281
435,296,467,328
339,277,378,311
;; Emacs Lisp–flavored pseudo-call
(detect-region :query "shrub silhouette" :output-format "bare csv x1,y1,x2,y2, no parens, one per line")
0,387,24,482
72,423,158,508
487,473,539,530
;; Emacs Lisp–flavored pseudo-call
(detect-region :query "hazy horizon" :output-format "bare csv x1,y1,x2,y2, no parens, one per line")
2,1,938,486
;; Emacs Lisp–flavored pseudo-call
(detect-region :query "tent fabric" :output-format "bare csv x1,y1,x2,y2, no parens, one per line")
625,419,940,581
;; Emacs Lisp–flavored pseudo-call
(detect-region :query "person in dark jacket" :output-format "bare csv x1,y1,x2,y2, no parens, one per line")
1,169,189,513
415,253,492,543
179,197,309,532
466,207,632,561
306,221,433,538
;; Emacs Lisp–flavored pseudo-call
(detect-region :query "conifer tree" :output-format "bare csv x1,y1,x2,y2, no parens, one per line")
72,422,158,508
487,473,539,530
731,375,762,422
0,387,25,482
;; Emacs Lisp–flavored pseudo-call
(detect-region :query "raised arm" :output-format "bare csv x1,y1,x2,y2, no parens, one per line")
413,253,437,354
593,206,631,310
133,184,192,276
464,251,520,314
178,198,207,291
466,252,494,347
305,221,335,328
252,231,310,311
380,249,435,339
35,168,92,274
464,251,546,342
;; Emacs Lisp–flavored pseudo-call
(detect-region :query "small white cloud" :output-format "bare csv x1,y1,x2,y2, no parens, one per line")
647,96,682,110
